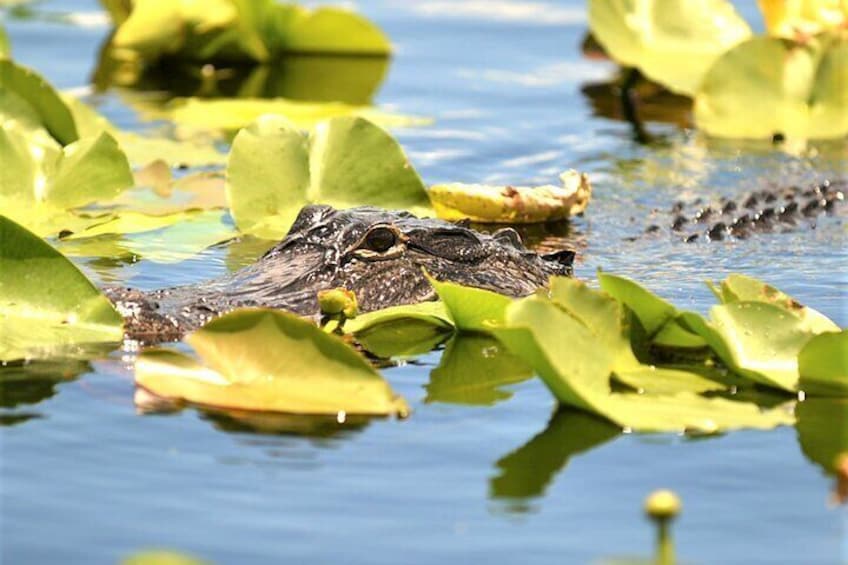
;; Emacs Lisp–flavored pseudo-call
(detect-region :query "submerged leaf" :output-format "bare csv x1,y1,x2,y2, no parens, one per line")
588,0,751,95
135,308,409,416
428,170,591,223
0,215,123,361
694,32,848,139
226,115,431,238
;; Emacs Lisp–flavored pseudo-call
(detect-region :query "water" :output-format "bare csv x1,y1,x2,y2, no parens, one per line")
2,1,847,563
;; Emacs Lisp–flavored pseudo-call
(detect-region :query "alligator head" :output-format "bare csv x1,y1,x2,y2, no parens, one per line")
109,205,575,341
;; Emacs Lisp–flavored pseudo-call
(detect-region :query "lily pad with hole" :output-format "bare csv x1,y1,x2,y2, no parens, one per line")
135,308,409,417
226,115,431,238
428,170,591,223
588,0,751,95
0,215,123,361
694,32,848,139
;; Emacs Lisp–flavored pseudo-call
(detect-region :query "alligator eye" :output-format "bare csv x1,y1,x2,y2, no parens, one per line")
363,226,397,253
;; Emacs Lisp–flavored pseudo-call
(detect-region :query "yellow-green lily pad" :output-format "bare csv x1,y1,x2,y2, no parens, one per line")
0,215,123,361
428,170,591,224
226,115,431,238
694,32,848,139
135,308,409,417
798,330,848,396
588,0,751,95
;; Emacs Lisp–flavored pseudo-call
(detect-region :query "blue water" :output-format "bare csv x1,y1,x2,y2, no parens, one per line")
2,1,847,564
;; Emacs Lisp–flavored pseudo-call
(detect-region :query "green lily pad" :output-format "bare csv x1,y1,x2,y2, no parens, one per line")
598,272,676,336
798,331,848,396
109,0,390,64
167,96,427,133
226,115,431,238
425,334,532,405
0,215,123,361
0,59,78,144
681,301,833,392
710,273,839,333
588,0,751,95
0,123,133,236
345,301,453,358
613,365,727,394
494,288,792,432
694,32,848,139
135,308,409,416
57,210,237,264
429,277,512,333
796,397,848,473
490,408,619,501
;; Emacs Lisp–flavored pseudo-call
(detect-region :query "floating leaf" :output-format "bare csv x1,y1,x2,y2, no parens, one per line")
613,366,727,394
0,22,9,58
226,115,431,238
428,170,591,223
345,301,453,358
0,59,78,144
0,123,133,236
759,0,848,38
494,285,792,432
710,273,839,333
135,308,409,417
588,0,751,95
0,215,123,361
426,335,532,405
694,32,848,139
109,0,390,65
429,277,511,333
57,210,237,264
798,331,848,396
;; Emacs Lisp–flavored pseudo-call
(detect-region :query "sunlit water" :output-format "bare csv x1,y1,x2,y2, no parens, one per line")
2,1,847,564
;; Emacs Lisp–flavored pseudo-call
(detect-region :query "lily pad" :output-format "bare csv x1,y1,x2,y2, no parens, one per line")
0,23,9,58
0,59,78,144
0,123,133,236
494,284,792,432
429,277,512,333
345,301,453,358
428,170,591,223
0,215,123,361
226,115,431,238
694,32,848,139
109,0,391,64
425,334,532,405
588,0,751,95
798,331,848,396
135,308,409,417
759,0,848,39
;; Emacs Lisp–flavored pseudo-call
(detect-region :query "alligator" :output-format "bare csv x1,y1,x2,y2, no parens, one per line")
106,180,844,343
105,205,576,342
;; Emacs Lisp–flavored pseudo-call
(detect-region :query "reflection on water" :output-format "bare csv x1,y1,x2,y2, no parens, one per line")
795,398,848,475
490,408,619,509
93,48,390,105
199,407,371,439
426,334,532,406
0,359,91,426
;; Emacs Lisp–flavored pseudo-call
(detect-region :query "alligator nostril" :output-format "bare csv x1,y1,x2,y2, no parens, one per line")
541,249,576,268
492,227,524,249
